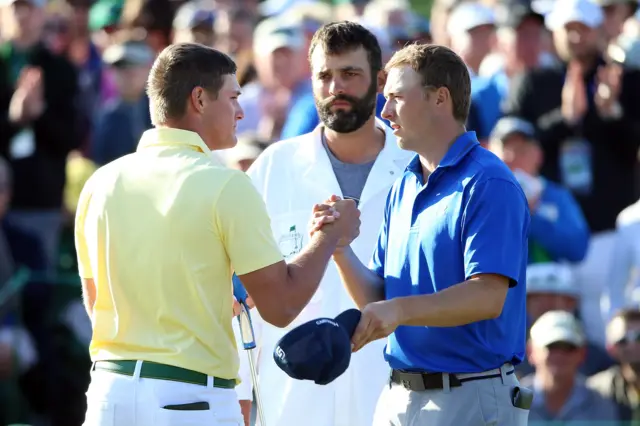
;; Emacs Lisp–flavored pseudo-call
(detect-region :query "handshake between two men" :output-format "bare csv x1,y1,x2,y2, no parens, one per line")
266,194,402,387
308,195,401,354
234,193,401,350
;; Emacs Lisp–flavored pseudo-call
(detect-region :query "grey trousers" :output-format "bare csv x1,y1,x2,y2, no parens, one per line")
372,364,530,426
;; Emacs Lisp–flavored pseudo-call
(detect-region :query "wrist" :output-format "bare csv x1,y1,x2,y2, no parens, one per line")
332,245,352,261
315,226,341,247
387,297,408,326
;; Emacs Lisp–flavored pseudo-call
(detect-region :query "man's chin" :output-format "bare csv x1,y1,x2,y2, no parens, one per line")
219,136,238,151
396,136,414,151
323,118,362,134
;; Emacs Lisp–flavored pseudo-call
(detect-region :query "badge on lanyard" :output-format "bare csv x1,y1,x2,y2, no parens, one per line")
559,138,592,195
9,129,36,160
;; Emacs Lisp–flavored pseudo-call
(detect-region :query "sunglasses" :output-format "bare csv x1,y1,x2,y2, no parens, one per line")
546,342,579,352
615,330,640,346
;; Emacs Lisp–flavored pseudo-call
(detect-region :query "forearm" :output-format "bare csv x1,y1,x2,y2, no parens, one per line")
279,229,339,321
396,277,507,327
333,247,385,308
530,213,588,262
81,278,96,319
239,400,251,426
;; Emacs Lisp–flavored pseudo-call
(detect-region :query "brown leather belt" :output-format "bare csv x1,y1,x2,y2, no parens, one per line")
390,366,515,392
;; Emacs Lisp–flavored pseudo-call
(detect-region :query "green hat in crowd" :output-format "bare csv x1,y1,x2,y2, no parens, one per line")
89,0,123,31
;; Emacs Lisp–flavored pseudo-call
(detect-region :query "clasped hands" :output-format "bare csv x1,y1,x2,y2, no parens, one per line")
309,195,361,248
231,196,359,317
309,195,402,353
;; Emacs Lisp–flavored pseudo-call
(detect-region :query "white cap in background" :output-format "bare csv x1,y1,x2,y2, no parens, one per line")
446,2,496,36
253,18,305,55
545,0,604,31
526,263,577,297
530,310,586,347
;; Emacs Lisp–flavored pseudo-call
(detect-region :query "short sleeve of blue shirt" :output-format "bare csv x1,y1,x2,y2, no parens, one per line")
462,178,529,287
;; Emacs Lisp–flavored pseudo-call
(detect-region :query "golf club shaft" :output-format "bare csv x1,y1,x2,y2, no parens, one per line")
248,348,267,426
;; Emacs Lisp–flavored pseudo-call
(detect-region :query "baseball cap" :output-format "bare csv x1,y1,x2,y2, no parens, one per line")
446,2,495,36
253,18,305,55
103,40,154,68
490,116,537,143
593,0,637,7
545,0,604,31
495,0,544,29
259,0,316,17
530,310,586,347
0,0,46,7
526,263,578,297
172,1,216,31
274,309,361,385
89,0,123,31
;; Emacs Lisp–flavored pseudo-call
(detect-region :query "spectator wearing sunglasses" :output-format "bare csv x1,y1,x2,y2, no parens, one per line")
589,307,640,422
521,311,618,423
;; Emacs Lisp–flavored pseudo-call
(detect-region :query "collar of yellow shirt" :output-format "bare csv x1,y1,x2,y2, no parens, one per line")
137,127,212,156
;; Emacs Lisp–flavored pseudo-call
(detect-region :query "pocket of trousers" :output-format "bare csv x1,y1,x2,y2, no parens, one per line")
156,407,216,426
83,401,115,426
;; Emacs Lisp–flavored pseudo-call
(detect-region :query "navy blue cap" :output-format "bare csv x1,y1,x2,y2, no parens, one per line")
495,0,544,29
172,1,216,30
490,116,538,143
273,309,361,385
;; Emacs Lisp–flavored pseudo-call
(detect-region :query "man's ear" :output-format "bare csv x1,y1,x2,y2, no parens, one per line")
189,86,207,114
440,87,452,106
376,70,387,93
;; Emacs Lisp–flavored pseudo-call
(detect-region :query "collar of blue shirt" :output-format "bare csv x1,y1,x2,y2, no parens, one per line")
405,131,480,178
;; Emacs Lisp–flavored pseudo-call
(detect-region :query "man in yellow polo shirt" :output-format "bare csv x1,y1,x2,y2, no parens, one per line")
75,43,360,426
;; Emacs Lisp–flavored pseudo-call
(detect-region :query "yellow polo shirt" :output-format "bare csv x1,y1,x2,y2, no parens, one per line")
74,128,283,381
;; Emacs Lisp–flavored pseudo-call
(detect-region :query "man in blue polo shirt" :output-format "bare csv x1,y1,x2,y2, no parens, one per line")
311,44,530,425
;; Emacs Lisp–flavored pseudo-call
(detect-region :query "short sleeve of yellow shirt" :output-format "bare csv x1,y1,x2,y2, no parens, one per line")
215,172,283,275
75,173,95,279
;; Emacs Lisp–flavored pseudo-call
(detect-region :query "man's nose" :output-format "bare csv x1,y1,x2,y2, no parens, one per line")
329,79,346,95
381,99,393,121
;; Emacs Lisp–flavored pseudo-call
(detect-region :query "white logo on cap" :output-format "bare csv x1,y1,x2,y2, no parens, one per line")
315,319,339,327
275,346,286,361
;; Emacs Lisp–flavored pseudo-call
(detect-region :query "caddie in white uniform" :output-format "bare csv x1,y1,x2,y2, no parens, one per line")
234,22,412,426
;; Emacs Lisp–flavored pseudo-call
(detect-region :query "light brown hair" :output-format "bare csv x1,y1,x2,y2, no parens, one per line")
385,43,471,123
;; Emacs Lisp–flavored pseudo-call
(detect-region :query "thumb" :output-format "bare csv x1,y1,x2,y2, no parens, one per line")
351,315,371,352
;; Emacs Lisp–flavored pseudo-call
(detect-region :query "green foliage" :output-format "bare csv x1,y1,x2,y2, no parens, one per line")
410,0,433,18
317,0,433,18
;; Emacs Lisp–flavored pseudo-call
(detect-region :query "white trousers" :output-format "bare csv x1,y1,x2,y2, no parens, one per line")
83,361,244,426
372,365,528,426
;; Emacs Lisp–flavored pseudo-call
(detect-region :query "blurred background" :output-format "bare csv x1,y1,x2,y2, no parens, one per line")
1,0,640,424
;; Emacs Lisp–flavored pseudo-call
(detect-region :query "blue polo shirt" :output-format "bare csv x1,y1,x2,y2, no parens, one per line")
370,132,529,373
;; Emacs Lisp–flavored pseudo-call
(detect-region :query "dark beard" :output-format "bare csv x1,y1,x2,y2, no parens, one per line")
315,78,378,134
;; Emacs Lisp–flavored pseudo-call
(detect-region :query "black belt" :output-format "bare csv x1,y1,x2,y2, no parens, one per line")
390,367,515,392
92,360,236,389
